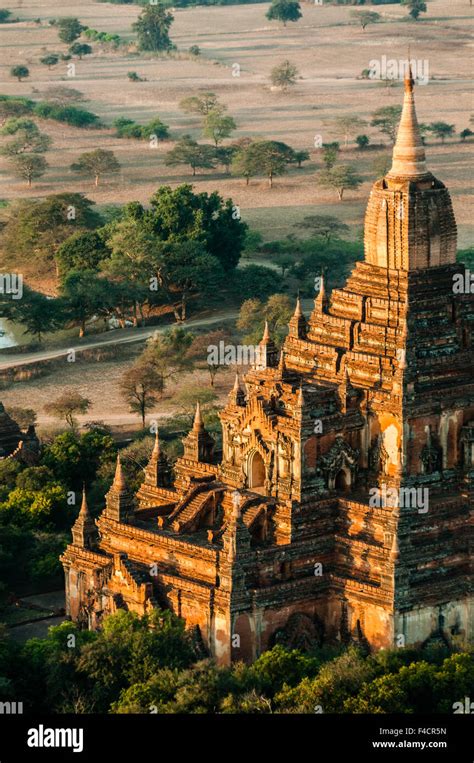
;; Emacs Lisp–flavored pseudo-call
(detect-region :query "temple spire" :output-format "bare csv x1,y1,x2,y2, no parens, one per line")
193,401,204,431
71,484,97,548
294,295,303,318
229,373,245,406
256,321,278,369
79,484,89,517
387,64,428,179
289,294,307,339
314,273,328,312
113,453,126,491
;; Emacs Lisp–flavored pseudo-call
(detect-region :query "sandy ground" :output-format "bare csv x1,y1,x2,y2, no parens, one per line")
0,0,472,244
0,342,239,433
0,1,472,430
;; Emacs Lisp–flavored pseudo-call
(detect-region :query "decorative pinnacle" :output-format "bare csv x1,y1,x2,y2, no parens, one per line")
193,401,204,430
113,453,126,490
315,273,327,309
387,62,428,178
293,294,303,317
261,320,270,343
79,484,89,516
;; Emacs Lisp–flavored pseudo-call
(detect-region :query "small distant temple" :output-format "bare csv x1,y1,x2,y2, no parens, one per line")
0,402,39,464
62,71,474,664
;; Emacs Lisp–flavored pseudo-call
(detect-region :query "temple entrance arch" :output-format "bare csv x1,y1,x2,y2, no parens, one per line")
248,451,265,490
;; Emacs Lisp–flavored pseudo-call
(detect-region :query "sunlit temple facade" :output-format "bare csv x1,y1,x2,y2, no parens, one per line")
62,71,474,664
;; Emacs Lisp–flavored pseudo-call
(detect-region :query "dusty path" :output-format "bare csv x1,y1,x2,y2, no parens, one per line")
0,309,240,371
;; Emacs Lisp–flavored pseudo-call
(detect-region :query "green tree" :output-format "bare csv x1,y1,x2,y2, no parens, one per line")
296,214,350,242
460,128,474,141
34,102,99,128
371,105,402,144
266,0,302,26
290,149,310,168
231,141,256,185
0,286,64,342
186,329,231,387
56,230,110,275
165,136,216,176
57,17,85,44
0,193,101,280
148,184,247,273
10,154,47,187
179,92,221,116
237,293,292,345
40,54,60,69
322,142,340,170
275,647,376,713
10,65,29,82
69,43,92,60
318,164,363,201
44,390,91,430
214,146,237,174
270,60,299,91
202,109,236,147
133,4,174,52
120,361,164,428
60,269,112,337
333,115,367,148
42,428,115,488
0,483,68,530
233,265,284,300
139,327,194,397
105,217,159,325
401,0,427,20
350,10,380,30
0,96,34,125
0,118,51,156
0,10,12,23
81,609,197,713
232,140,294,188
71,149,120,186
427,121,455,143
356,134,370,150
145,117,169,141
149,240,223,321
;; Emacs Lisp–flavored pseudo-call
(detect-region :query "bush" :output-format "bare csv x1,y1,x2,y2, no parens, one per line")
34,102,100,128
114,116,169,140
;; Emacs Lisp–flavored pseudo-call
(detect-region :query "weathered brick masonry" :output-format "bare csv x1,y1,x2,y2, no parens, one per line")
62,70,474,664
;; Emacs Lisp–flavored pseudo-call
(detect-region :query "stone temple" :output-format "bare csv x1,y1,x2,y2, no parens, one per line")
62,71,474,664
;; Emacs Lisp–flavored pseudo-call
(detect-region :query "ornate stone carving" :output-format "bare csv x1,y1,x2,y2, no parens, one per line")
318,436,359,488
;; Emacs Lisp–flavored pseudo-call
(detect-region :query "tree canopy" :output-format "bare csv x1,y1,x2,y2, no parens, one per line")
133,5,174,52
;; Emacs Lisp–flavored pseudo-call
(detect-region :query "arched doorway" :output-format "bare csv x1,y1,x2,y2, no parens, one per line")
335,467,350,492
249,451,265,489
